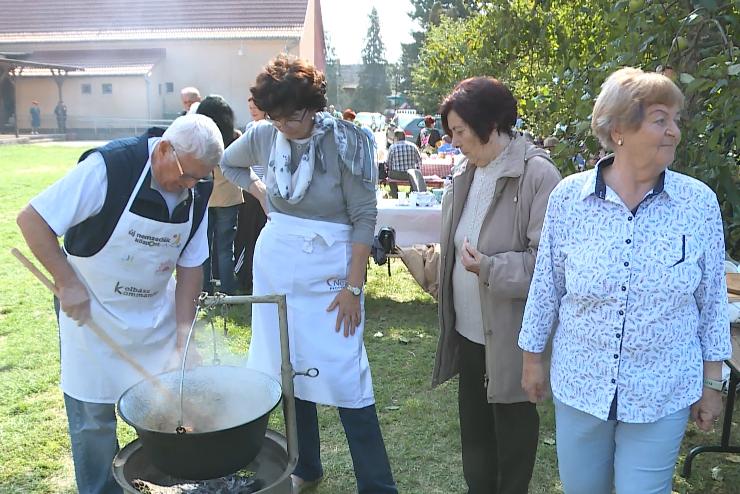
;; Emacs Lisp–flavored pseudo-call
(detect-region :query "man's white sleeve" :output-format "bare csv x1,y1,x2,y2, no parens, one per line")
177,209,209,267
29,152,107,236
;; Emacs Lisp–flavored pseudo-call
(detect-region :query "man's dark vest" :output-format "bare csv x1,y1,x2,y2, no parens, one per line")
64,128,212,257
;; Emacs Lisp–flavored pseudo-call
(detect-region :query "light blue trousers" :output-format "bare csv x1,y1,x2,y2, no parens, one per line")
63,394,122,494
554,398,689,494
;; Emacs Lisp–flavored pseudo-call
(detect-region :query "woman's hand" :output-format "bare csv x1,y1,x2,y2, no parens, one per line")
522,352,547,403
327,288,361,337
461,237,482,275
691,388,723,432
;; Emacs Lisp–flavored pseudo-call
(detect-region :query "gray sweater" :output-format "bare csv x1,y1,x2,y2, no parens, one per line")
221,121,377,246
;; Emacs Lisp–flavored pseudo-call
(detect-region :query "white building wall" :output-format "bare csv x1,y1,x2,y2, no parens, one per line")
8,36,307,129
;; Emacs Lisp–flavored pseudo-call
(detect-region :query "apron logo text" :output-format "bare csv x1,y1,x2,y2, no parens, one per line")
326,278,347,292
114,282,158,298
128,229,182,248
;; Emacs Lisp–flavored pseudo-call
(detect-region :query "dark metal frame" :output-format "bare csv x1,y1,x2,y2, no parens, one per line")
682,364,740,478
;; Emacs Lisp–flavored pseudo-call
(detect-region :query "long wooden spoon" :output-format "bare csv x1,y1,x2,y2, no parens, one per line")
11,247,164,385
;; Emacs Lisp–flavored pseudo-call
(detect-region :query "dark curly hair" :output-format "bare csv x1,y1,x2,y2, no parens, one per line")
250,54,327,119
439,77,517,143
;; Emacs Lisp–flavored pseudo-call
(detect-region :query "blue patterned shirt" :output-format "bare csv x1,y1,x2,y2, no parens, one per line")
518,157,731,423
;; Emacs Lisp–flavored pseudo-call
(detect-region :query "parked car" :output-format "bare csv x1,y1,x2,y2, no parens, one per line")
385,114,445,148
355,112,386,132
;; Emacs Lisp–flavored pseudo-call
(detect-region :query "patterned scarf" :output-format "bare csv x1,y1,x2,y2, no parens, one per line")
265,111,376,204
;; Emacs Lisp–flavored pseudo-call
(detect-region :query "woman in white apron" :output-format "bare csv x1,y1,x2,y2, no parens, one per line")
221,55,397,494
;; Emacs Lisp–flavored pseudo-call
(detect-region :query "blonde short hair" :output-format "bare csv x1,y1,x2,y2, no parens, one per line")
591,67,684,150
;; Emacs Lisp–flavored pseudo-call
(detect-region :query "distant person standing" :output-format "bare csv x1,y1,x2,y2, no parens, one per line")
417,115,442,150
180,87,201,115
54,101,67,133
197,95,243,295
328,104,342,119
30,101,41,135
234,96,268,293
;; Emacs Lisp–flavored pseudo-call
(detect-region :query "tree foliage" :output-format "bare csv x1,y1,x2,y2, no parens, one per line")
412,0,739,255
353,8,391,112
399,0,477,108
324,34,342,109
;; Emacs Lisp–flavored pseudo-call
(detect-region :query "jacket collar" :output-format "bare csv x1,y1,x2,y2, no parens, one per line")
457,133,552,181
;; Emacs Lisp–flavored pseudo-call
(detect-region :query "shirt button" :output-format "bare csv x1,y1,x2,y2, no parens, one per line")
624,262,629,267
616,333,621,338
628,216,633,221
611,379,616,384
618,310,624,315
621,286,627,291
613,354,619,359
625,239,632,244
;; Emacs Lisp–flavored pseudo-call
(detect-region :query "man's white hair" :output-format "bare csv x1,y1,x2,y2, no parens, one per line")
180,86,201,99
162,114,224,167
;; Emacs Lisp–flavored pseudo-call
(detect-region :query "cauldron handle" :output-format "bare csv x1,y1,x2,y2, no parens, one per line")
293,368,319,378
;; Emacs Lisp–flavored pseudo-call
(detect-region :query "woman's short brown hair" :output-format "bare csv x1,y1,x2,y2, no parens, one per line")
439,77,517,143
591,67,684,150
250,54,327,119
342,108,356,121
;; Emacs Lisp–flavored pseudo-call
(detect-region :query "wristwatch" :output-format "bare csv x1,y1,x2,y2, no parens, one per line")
703,377,725,392
345,282,363,296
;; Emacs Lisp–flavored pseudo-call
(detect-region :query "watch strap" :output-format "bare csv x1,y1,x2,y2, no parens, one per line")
703,377,725,392
345,282,363,295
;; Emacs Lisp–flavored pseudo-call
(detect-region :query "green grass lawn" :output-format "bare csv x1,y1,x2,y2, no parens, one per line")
0,143,738,493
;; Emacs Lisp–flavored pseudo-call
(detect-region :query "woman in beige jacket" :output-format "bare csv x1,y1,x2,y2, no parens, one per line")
432,77,561,494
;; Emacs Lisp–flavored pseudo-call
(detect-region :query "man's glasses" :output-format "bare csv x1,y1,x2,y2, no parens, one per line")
171,147,212,183
265,108,309,129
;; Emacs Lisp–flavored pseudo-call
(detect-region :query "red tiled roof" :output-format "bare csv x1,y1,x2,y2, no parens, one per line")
0,0,309,41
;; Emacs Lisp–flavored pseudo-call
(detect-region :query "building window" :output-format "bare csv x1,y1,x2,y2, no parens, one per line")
81,83,92,94
102,83,113,94
166,82,174,93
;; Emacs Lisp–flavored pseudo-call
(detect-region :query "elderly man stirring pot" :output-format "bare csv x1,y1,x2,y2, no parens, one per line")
16,114,223,494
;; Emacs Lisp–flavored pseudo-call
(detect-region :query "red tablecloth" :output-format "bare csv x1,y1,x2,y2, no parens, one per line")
421,157,454,178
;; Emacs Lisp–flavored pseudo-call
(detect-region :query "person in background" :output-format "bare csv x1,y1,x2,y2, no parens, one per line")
220,54,395,494
519,67,730,494
196,95,243,294
54,101,67,133
180,87,201,115
233,96,269,293
328,104,342,119
16,114,222,494
417,114,442,150
343,108,357,123
343,108,378,163
385,129,422,198
432,76,561,494
30,101,41,135
438,134,460,155
543,136,559,154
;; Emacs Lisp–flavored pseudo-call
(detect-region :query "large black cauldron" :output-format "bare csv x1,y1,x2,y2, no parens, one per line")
117,365,281,480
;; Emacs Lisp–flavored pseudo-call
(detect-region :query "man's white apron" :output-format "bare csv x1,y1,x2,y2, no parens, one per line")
248,213,374,409
59,162,193,403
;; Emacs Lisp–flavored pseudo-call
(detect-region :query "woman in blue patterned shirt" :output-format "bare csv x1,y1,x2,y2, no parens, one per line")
518,67,731,494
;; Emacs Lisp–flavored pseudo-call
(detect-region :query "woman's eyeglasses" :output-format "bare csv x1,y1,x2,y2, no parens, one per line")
265,109,309,129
